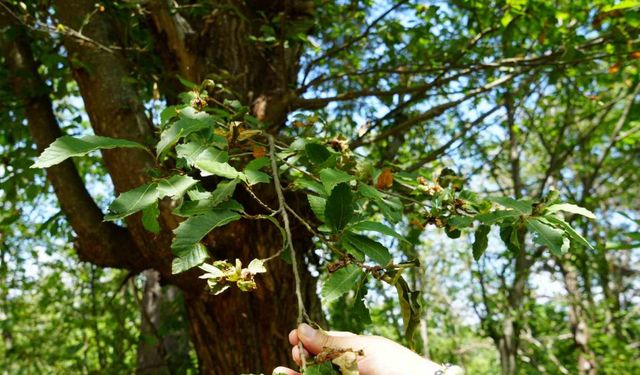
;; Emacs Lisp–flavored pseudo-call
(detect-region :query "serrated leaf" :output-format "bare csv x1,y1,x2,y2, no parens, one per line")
208,179,238,205
160,105,180,125
244,169,270,185
105,182,159,220
176,141,209,165
32,135,146,168
472,224,490,260
308,195,326,222
322,264,363,302
305,143,332,164
343,232,391,266
172,243,208,274
349,221,409,243
545,215,594,250
525,217,565,256
325,183,354,232
546,203,595,219
157,114,212,157
320,168,354,194
174,198,244,217
194,159,244,180
171,210,241,253
157,175,198,199
141,202,161,234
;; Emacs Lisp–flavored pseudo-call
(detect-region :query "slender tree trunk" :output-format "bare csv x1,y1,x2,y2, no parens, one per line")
559,262,597,375
137,271,191,374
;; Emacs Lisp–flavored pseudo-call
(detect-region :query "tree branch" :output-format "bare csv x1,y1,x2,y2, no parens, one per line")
0,12,146,272
147,0,198,82
354,72,518,148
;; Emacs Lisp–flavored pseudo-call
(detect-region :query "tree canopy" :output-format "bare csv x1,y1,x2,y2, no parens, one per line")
1,0,639,374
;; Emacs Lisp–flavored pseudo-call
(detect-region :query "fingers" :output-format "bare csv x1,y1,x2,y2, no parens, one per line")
272,366,299,375
292,344,310,365
296,323,366,354
288,329,299,346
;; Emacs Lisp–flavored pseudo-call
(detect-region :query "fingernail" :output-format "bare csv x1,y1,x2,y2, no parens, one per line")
298,323,316,339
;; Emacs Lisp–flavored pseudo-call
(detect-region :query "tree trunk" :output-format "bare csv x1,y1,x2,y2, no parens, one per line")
137,270,191,374
559,262,597,375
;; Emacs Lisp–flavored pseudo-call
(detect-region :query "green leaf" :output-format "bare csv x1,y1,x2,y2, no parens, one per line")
343,232,391,266
603,0,640,12
294,177,326,196
305,143,332,164
176,141,209,165
308,195,326,222
157,175,198,199
472,224,490,260
160,105,180,125
353,278,372,326
208,179,238,206
172,243,208,274
447,216,474,228
546,203,595,219
545,215,594,250
194,159,244,180
358,184,403,223
488,196,532,214
174,198,244,217
499,225,521,253
394,275,421,348
245,157,270,171
322,264,363,302
476,210,521,224
105,182,159,221
525,217,566,256
32,135,146,168
320,168,354,194
157,112,213,157
243,160,271,185
349,221,409,243
325,183,354,232
141,202,161,234
172,210,241,253
304,362,338,375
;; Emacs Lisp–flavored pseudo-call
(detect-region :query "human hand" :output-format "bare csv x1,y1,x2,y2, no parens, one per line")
273,323,446,375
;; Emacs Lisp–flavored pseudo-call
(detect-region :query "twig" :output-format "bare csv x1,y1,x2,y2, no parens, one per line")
242,184,277,214
267,135,309,370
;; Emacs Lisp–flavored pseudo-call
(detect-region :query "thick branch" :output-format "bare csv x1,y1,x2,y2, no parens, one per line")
0,13,146,272
147,0,198,82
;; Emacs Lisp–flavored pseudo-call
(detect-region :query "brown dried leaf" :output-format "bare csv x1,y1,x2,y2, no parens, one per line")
376,168,393,189
252,146,266,158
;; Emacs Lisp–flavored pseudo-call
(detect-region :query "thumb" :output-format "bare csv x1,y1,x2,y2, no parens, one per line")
297,324,364,354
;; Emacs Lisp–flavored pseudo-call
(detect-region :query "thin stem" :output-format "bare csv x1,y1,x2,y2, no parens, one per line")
267,135,308,370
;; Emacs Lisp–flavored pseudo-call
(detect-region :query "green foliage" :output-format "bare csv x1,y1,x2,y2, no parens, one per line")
31,135,146,168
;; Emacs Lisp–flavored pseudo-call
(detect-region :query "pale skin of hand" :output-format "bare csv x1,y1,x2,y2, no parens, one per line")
273,324,443,375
